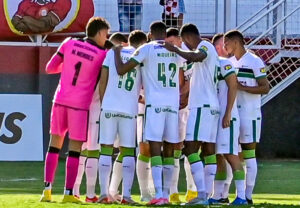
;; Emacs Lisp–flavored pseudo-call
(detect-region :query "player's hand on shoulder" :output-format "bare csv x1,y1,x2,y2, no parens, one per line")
162,41,178,52
112,44,123,52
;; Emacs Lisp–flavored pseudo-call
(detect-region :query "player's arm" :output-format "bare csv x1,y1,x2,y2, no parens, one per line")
223,73,238,128
113,46,139,75
46,52,63,74
238,77,269,94
11,16,29,33
99,67,109,103
163,42,207,62
21,12,60,33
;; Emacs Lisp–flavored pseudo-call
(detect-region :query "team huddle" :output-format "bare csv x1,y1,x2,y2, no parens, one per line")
40,17,270,206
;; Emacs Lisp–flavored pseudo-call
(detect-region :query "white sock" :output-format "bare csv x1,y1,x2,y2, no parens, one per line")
204,164,217,198
245,158,257,199
122,156,136,198
109,161,122,196
212,180,225,200
184,156,197,191
223,161,233,198
151,165,163,198
235,179,246,200
170,158,180,194
85,158,98,198
136,156,151,197
99,155,112,196
73,156,86,196
190,162,206,199
162,164,174,198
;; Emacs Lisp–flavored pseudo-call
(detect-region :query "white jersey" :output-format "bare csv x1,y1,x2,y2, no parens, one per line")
131,40,185,108
217,57,238,116
188,40,220,109
229,51,266,111
102,46,141,115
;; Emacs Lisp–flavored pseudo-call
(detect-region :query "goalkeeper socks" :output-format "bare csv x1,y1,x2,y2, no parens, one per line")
204,154,217,198
151,156,163,199
73,155,87,196
243,149,257,200
162,157,175,198
109,153,123,197
99,147,113,196
65,151,80,190
44,147,60,184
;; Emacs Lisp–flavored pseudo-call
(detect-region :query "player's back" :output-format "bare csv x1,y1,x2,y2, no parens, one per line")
189,40,220,109
54,38,107,110
102,46,142,116
131,41,184,108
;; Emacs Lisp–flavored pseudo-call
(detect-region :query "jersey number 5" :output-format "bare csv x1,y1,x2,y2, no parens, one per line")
158,63,176,87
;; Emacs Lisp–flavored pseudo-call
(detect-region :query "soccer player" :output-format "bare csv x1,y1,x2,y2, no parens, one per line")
163,23,220,205
40,17,110,203
73,32,128,203
113,21,185,205
209,33,247,205
224,30,270,204
98,30,147,204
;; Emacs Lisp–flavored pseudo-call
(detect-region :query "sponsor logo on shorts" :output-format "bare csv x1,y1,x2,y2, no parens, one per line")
105,113,111,119
155,108,161,113
210,110,220,115
162,108,177,114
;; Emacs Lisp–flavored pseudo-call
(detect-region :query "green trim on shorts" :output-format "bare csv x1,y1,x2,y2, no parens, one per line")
116,152,124,162
174,150,182,159
193,107,202,141
252,120,257,143
242,149,256,159
203,104,210,108
188,153,201,164
80,149,88,157
233,170,245,180
138,154,150,163
100,146,113,156
121,147,135,157
87,150,100,159
151,156,162,167
204,154,217,165
215,172,227,180
230,120,234,154
163,157,175,165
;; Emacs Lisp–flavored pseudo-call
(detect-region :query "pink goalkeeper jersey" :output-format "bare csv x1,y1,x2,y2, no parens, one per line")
49,38,107,110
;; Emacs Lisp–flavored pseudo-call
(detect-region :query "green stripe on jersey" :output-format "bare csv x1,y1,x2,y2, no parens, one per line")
237,72,255,79
102,65,109,70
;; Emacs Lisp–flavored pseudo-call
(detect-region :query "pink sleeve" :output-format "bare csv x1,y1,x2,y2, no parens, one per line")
46,54,63,74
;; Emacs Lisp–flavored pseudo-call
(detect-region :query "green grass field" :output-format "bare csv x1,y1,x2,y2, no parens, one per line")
0,160,300,207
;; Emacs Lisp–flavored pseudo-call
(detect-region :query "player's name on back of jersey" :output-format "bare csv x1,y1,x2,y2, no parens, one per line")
157,52,178,58
104,112,135,119
74,42,98,54
71,49,94,61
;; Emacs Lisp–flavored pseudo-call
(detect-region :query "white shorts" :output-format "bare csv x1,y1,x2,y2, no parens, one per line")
137,103,145,144
143,105,179,143
81,100,100,151
186,106,219,143
216,114,240,155
239,117,262,144
99,110,137,148
178,107,189,142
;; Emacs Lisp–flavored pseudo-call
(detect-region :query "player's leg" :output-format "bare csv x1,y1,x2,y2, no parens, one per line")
41,104,67,202
109,150,123,202
162,142,175,202
98,111,117,204
184,156,198,202
223,159,232,201
73,143,87,198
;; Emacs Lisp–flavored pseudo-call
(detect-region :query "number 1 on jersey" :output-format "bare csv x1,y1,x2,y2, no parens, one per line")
72,61,82,86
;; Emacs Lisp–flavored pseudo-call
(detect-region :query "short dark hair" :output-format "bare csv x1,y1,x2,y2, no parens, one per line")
109,32,128,43
166,27,179,38
212,33,224,46
224,30,245,45
180,23,200,37
86,17,110,37
150,21,167,37
129,30,147,45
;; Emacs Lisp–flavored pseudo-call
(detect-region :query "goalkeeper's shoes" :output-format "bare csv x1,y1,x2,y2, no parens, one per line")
62,194,83,204
40,189,52,202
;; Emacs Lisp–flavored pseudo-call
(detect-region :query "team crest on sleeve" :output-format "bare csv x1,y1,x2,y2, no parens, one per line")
260,67,266,73
225,64,232,70
200,45,208,52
